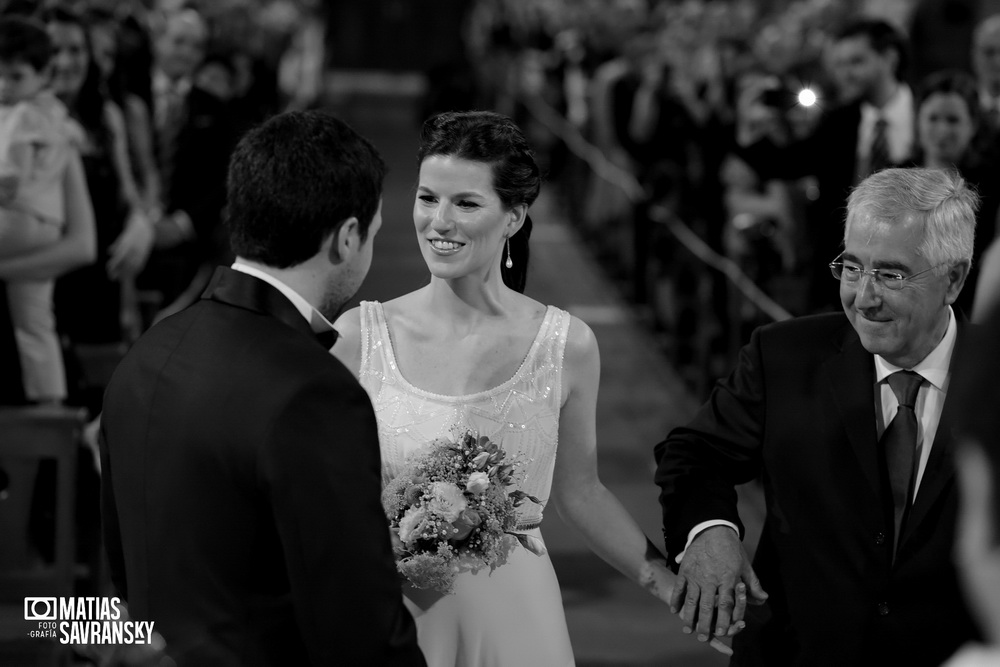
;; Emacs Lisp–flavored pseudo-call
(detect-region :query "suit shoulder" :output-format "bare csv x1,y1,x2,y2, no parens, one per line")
756,312,852,349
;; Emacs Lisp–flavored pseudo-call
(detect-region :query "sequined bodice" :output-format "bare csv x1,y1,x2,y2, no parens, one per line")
358,301,571,527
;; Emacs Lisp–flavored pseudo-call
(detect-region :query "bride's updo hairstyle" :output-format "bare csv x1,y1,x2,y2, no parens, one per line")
417,110,541,293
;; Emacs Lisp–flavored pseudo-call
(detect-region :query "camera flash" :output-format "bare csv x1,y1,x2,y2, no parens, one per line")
797,88,817,107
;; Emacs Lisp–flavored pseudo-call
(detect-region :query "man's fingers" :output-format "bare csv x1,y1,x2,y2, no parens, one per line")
679,582,702,632
728,582,748,636
743,565,769,604
713,586,736,637
695,584,718,641
669,574,687,615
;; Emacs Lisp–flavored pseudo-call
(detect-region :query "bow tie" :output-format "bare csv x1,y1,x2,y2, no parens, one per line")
315,328,339,350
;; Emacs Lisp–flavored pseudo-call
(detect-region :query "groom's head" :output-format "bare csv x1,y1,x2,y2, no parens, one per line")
226,110,386,316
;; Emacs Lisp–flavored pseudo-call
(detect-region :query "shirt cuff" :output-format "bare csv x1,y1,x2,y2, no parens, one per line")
676,520,740,564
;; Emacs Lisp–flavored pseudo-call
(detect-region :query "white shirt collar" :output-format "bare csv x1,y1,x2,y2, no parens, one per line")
874,306,957,391
231,262,335,335
861,83,912,122
859,84,914,163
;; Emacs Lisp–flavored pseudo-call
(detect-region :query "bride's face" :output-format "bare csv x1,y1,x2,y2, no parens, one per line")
414,155,515,282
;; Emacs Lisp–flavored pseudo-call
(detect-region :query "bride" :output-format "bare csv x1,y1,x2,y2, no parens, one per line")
333,110,742,666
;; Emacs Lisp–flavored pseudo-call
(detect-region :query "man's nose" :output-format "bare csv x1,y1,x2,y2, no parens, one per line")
853,271,882,308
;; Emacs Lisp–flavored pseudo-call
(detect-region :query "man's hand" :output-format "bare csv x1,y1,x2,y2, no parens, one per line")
107,209,155,279
669,525,767,644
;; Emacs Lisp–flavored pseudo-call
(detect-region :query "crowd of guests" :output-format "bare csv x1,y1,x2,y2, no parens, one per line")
0,0,323,413
462,0,1000,373
0,1,325,630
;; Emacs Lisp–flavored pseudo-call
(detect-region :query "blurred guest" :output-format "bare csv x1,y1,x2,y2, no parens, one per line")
912,70,1000,318
610,26,697,302
140,6,237,314
908,0,978,83
973,236,1000,320
87,6,161,216
738,18,914,312
943,304,1000,666
972,14,1000,135
0,15,96,404
44,6,153,378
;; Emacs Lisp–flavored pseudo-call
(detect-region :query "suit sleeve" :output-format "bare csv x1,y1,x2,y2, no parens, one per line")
260,370,424,666
653,325,768,563
98,421,128,600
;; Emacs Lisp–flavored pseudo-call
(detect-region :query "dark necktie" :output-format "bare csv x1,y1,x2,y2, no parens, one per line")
881,370,923,559
867,116,890,176
315,328,338,350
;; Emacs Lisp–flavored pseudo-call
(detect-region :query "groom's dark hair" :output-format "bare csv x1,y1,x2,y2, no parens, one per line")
226,110,386,268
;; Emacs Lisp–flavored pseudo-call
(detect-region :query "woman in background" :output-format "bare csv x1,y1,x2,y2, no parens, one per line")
911,70,1000,316
45,6,153,372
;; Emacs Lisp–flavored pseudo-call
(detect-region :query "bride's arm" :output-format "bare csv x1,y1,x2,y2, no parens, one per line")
331,306,363,376
550,317,746,632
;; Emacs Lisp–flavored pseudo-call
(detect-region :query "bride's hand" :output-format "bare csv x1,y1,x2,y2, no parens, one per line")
639,560,747,656
638,558,677,605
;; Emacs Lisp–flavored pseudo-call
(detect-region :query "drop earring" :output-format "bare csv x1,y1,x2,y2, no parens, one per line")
505,237,513,269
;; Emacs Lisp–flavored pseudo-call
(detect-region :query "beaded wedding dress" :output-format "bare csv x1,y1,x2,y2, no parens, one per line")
358,300,576,667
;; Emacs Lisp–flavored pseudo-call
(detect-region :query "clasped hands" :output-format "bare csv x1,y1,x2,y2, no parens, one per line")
668,525,769,655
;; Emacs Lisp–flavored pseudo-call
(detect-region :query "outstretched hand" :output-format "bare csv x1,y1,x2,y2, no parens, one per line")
669,526,767,645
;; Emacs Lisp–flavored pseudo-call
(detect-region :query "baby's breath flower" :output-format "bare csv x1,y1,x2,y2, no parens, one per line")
382,430,541,594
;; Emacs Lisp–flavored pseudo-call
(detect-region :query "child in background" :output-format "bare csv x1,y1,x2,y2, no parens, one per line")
0,16,84,402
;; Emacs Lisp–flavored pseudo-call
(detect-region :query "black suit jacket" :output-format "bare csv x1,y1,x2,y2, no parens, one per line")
165,86,238,263
141,87,240,305
654,313,979,666
100,267,425,667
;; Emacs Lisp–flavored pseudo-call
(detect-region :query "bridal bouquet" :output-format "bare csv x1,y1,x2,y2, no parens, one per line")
381,431,543,594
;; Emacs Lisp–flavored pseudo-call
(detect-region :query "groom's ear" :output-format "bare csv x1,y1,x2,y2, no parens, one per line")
326,217,360,264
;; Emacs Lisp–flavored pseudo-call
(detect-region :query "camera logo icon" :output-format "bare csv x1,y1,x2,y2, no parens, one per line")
24,598,57,621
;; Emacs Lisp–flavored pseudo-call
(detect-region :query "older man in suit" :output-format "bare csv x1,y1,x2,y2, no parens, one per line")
655,167,980,666
100,111,425,666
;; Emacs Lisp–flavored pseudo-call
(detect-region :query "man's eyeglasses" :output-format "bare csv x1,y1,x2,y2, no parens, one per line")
829,254,940,291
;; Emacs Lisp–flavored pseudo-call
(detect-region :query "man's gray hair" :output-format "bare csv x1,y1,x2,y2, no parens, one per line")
845,167,977,268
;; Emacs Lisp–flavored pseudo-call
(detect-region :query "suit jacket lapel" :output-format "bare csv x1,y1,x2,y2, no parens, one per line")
825,325,881,498
200,266,320,345
901,320,971,546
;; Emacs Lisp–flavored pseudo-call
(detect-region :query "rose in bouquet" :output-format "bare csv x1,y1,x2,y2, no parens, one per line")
381,431,543,594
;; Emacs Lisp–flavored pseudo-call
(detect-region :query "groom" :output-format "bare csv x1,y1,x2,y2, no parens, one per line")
100,111,425,666
655,167,981,665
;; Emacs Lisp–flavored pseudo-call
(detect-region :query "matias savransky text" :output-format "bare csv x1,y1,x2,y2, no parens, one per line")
24,596,156,645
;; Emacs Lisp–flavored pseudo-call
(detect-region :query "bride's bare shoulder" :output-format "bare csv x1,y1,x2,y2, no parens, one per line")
380,291,428,329
331,305,364,373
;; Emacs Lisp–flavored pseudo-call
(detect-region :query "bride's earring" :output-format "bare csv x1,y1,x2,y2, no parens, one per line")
505,237,513,269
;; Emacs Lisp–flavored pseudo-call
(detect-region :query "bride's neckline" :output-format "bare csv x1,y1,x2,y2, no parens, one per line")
373,301,553,402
